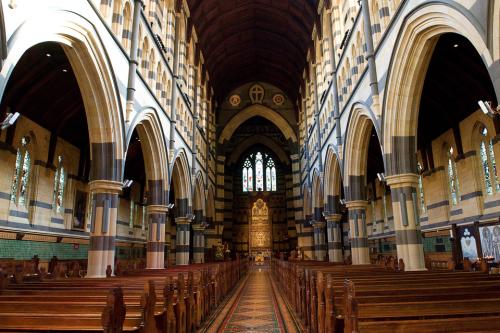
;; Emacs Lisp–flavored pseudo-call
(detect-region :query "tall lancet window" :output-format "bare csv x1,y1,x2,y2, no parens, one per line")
447,146,460,206
243,158,253,192
11,136,32,207
255,152,264,191
417,162,426,213
266,157,276,191
479,126,500,195
53,155,66,213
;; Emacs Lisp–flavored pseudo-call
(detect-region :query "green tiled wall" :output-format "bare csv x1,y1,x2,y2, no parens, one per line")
0,239,88,260
0,240,146,260
423,236,452,253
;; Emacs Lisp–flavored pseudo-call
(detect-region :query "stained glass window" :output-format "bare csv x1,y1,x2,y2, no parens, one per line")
53,156,65,213
11,136,32,207
447,146,460,205
266,166,271,191
255,152,264,191
479,126,500,195
265,157,277,191
243,168,248,192
242,153,278,192
248,166,253,191
130,200,135,228
271,167,276,191
243,158,252,191
417,162,426,213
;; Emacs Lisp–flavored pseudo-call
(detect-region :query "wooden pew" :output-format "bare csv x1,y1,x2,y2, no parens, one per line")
0,258,248,332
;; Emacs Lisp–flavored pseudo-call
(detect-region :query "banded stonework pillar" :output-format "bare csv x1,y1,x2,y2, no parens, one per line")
312,221,327,261
192,224,205,263
175,217,190,265
386,174,426,271
301,217,314,260
87,180,122,278
146,205,167,269
346,200,370,265
325,213,343,262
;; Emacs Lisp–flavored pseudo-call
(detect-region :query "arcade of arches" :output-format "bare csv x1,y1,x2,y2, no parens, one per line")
1,0,500,332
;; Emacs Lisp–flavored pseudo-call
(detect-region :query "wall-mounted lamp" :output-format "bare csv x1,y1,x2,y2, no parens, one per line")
166,203,175,209
377,173,386,182
1,111,20,130
479,100,500,116
123,179,133,188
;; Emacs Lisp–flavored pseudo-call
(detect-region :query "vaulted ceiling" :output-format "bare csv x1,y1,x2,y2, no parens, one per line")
187,0,318,104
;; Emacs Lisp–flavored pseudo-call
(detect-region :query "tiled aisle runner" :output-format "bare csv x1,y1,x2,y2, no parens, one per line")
205,265,300,333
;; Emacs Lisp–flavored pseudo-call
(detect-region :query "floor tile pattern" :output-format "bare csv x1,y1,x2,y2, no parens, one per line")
219,267,284,333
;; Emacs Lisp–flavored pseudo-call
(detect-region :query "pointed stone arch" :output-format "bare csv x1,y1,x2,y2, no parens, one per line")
218,104,298,144
311,169,323,221
324,147,342,214
192,171,206,220
1,10,125,182
171,149,192,216
382,3,499,176
343,105,381,201
126,107,169,205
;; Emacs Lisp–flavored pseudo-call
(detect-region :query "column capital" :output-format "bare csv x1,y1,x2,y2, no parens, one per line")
175,217,191,224
385,173,419,188
89,180,123,194
204,228,216,235
146,205,168,214
324,213,342,222
312,221,326,229
192,223,206,231
345,200,368,209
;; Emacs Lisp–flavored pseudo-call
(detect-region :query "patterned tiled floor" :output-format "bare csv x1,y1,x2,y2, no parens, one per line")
203,264,301,333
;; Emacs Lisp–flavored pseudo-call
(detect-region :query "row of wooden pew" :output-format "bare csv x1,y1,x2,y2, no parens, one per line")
0,258,248,332
271,258,500,333
0,257,150,283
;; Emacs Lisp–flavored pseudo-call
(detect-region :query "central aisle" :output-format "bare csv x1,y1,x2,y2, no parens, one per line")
203,264,301,333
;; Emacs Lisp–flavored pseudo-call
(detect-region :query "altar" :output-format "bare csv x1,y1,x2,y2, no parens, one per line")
249,199,272,260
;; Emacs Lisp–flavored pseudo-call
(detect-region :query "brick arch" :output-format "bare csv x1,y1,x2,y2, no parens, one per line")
382,3,498,176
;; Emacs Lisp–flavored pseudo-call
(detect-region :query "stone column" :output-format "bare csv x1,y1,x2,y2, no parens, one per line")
192,224,205,263
175,217,190,265
87,180,122,278
325,213,343,262
386,174,426,271
346,200,370,265
146,204,167,269
312,221,327,261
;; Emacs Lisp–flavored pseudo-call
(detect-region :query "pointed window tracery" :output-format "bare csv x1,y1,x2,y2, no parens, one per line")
53,155,66,213
479,126,500,195
447,146,460,206
11,136,32,207
241,152,278,192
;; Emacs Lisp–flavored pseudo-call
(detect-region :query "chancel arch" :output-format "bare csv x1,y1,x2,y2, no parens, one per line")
218,104,298,144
